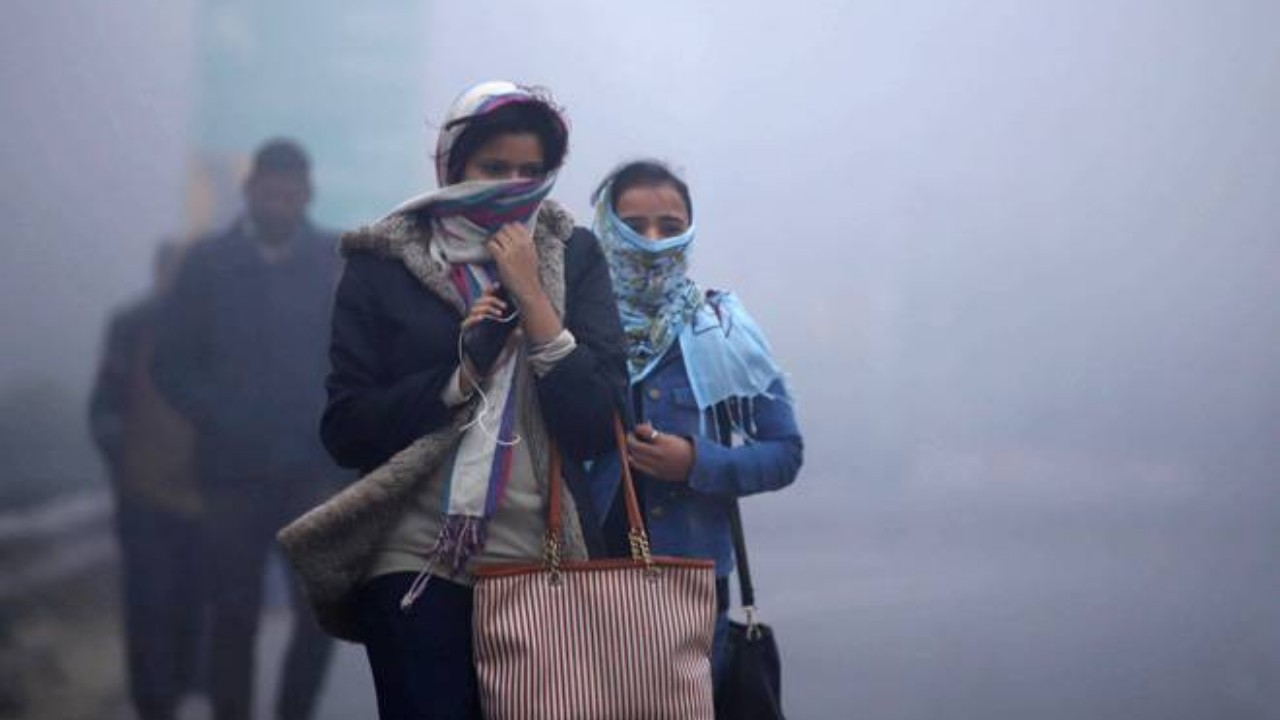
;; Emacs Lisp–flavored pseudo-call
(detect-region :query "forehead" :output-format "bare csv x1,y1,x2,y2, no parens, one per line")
615,183,689,218
469,132,544,161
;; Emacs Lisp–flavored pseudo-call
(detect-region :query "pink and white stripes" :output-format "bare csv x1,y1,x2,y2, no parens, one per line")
474,558,716,720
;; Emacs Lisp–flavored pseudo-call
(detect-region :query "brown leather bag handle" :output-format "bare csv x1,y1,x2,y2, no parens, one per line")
544,415,653,573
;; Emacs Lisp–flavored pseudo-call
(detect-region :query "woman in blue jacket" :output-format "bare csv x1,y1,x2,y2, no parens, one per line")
588,159,804,687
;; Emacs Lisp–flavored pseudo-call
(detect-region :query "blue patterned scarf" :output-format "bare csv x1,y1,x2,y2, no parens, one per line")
593,180,785,412
592,189,702,383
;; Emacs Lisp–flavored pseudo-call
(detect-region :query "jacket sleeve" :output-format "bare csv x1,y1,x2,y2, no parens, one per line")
320,255,459,470
535,229,629,463
687,378,804,498
88,311,131,468
150,252,220,430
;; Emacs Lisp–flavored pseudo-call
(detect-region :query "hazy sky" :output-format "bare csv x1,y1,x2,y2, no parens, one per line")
2,0,192,391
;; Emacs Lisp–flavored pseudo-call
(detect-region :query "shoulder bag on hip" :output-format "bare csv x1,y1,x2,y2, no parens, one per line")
715,402,787,720
472,415,717,720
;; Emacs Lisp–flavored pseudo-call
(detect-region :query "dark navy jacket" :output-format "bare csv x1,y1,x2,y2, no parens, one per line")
151,220,342,484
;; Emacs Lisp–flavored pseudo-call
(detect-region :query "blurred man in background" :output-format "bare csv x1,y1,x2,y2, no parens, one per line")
151,139,342,720
90,240,205,720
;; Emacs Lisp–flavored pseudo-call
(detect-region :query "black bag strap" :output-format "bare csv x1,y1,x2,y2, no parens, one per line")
714,402,757,609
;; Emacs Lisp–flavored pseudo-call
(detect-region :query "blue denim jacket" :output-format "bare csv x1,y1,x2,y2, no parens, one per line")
588,342,803,576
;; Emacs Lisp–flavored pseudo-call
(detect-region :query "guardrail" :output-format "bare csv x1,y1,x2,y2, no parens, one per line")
0,490,115,602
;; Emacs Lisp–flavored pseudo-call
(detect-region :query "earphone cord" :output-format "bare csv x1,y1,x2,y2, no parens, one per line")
457,312,523,447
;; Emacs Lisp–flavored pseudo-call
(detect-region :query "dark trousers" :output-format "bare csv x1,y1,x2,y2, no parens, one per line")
356,573,481,720
204,480,335,720
116,501,207,720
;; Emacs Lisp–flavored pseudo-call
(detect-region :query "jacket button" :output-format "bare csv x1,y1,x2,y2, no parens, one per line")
647,388,662,401
650,505,666,518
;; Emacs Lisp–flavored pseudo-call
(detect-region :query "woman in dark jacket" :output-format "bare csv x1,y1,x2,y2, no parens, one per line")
588,160,803,692
319,81,626,720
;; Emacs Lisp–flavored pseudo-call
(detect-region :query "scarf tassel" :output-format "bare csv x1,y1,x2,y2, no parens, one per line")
399,514,489,610
705,396,765,447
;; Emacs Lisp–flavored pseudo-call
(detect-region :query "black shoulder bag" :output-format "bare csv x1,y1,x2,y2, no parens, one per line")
714,403,787,720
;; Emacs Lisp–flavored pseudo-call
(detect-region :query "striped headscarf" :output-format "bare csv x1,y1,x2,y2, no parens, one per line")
390,81,567,265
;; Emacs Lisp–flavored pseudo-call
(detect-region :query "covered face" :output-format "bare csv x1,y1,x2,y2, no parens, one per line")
592,160,703,381
388,81,569,237
615,183,691,242
593,159,697,255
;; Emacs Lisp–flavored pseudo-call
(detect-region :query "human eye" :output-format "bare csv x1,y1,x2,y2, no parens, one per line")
517,163,545,179
658,218,688,237
478,160,511,178
622,218,647,235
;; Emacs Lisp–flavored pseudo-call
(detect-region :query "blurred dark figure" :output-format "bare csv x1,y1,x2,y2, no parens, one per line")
151,139,343,720
89,241,205,720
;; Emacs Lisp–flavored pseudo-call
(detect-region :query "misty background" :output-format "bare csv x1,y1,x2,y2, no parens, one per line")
2,1,1279,718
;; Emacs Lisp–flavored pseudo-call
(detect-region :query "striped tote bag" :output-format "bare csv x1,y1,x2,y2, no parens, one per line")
473,417,717,720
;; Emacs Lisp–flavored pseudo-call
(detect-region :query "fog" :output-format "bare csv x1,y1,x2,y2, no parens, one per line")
3,1,1279,718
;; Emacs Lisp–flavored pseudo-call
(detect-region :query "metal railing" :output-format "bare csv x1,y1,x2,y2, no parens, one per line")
0,490,115,602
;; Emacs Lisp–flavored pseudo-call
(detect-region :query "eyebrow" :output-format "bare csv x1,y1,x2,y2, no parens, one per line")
620,212,687,220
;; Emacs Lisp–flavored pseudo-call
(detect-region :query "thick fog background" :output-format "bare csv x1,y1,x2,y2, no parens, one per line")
3,1,1279,718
